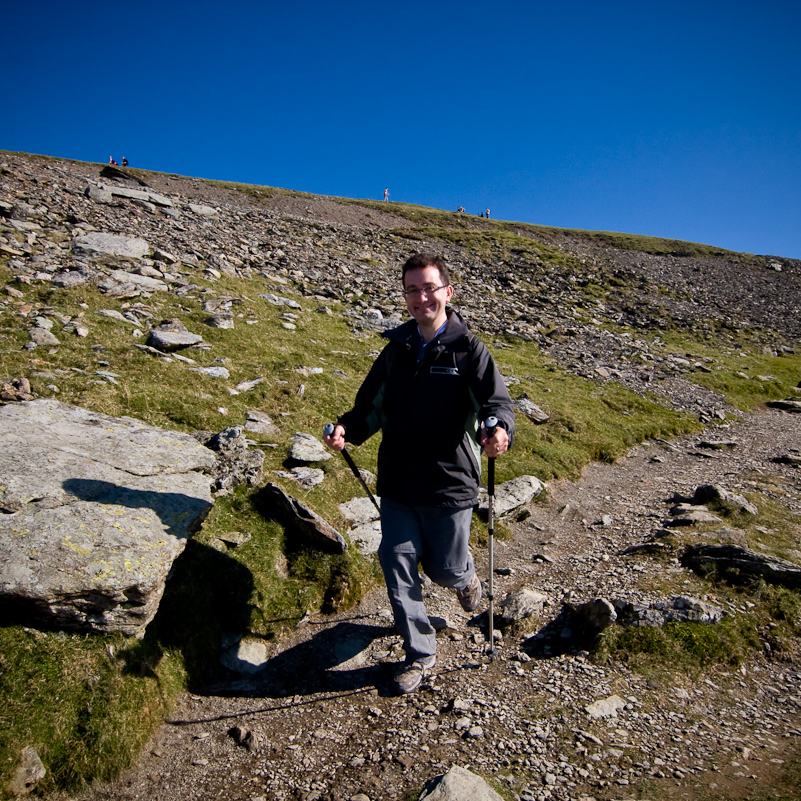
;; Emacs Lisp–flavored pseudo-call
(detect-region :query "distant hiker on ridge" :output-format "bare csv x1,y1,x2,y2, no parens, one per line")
383,187,389,202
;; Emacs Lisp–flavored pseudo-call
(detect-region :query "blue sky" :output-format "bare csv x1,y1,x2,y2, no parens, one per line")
4,1,800,258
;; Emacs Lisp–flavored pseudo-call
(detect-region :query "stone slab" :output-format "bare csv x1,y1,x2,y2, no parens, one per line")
0,400,215,635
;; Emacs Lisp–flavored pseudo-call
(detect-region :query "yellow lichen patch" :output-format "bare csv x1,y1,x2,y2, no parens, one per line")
61,536,93,556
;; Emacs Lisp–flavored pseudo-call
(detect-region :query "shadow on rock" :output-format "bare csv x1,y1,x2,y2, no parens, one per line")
62,477,211,539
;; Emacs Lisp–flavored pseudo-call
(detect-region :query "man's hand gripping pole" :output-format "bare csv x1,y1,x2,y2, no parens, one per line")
324,424,381,513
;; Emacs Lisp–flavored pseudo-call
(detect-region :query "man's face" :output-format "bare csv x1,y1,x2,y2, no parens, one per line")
403,265,453,329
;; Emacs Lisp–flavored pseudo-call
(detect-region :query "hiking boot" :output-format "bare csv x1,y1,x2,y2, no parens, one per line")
456,572,482,612
393,655,436,695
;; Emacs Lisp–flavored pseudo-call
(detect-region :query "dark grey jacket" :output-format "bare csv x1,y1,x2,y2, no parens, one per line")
338,309,515,508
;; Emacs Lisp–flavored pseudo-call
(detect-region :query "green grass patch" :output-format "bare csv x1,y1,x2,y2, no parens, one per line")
485,344,700,482
595,616,760,678
0,626,185,795
637,330,801,412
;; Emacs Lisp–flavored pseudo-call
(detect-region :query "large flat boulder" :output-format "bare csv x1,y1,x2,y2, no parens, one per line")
0,400,215,636
73,232,152,260
477,474,545,516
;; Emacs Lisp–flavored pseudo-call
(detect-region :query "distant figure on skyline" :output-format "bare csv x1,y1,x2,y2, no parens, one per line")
122,157,129,167
485,208,490,219
108,156,118,165
383,187,389,202
457,206,464,213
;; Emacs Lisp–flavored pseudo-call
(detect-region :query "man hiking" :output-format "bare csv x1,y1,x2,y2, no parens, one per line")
324,252,514,694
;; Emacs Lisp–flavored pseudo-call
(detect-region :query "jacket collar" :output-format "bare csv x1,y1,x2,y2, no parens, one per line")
383,308,470,347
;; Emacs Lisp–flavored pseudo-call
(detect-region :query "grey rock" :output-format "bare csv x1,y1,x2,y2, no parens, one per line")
294,365,324,377
499,588,548,624
515,395,550,424
73,232,152,260
348,520,382,555
690,484,759,515
288,432,331,463
259,483,346,553
192,366,230,379
236,378,265,393
106,269,168,293
205,313,234,329
244,409,278,436
339,496,380,523
614,595,727,626
99,165,147,186
290,467,325,488
97,309,142,327
571,597,618,634
478,475,545,516
220,637,268,675
153,248,178,264
8,745,46,797
217,531,251,548
146,320,203,351
99,183,174,207
259,292,302,309
665,509,723,526
0,400,214,636
200,427,264,492
187,203,218,216
84,185,114,204
586,695,626,719
767,398,801,412
95,277,140,298
419,765,504,801
28,328,60,347
682,544,801,588
52,270,91,289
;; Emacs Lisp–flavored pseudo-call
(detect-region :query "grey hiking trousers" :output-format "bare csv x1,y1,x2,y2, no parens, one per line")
378,497,476,661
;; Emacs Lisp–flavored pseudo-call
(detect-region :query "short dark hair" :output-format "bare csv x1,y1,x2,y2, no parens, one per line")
401,252,450,288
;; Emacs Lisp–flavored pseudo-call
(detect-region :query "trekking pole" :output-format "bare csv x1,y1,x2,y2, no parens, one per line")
485,416,498,659
324,423,381,513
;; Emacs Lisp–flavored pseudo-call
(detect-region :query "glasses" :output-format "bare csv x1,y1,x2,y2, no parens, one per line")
403,284,449,298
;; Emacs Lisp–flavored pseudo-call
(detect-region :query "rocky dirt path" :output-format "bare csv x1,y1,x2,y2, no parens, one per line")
60,409,801,801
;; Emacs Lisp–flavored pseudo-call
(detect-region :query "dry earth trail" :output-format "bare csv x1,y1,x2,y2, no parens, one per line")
60,409,801,801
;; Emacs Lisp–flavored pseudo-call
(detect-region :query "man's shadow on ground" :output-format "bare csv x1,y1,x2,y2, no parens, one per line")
208,618,397,699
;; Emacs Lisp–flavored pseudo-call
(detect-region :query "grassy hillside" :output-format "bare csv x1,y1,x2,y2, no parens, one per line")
0,152,799,795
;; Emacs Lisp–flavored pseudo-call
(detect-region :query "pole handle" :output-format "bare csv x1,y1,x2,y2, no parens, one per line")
324,423,335,437
484,416,498,494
